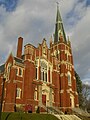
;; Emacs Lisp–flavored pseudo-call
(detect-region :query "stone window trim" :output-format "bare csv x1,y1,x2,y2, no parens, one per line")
41,67,47,82
19,68,23,76
7,63,12,73
34,91,38,100
67,71,72,86
16,88,21,99
35,59,52,83
35,60,39,80
16,68,18,75
16,67,23,77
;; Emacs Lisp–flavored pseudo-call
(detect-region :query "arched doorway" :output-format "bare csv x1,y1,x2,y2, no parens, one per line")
42,88,49,106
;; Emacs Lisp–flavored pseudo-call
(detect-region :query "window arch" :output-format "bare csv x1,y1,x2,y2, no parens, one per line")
35,60,38,80
16,88,21,99
6,63,12,81
40,61,47,82
19,68,23,76
67,71,71,86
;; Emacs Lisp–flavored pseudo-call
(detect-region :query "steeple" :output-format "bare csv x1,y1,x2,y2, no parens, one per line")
54,4,66,43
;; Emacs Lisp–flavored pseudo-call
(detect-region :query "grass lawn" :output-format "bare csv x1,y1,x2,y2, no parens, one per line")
1,112,59,120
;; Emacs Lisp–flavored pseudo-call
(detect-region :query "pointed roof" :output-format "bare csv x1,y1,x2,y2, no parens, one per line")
54,4,66,43
56,4,62,23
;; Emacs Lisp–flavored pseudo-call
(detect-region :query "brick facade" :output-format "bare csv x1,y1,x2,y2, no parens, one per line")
0,6,79,113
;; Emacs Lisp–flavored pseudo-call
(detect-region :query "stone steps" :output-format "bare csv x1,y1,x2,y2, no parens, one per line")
54,114,82,120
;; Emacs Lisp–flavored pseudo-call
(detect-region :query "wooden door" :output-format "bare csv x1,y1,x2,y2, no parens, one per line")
42,95,46,105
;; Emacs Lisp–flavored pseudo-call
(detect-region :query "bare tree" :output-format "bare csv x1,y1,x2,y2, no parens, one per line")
87,98,90,112
82,84,90,110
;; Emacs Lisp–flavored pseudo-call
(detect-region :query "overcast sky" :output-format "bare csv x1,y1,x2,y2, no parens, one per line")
0,0,90,84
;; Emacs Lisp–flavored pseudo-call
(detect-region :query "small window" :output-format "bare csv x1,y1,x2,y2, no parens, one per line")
68,72,71,86
16,68,18,75
41,70,43,80
36,67,38,79
19,68,22,76
16,88,21,99
45,72,47,82
43,71,44,80
35,60,38,80
7,63,12,73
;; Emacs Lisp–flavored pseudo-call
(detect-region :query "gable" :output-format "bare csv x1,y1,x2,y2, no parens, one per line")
5,53,14,68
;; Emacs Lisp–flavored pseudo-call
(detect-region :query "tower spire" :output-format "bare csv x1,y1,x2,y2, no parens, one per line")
54,3,66,43
56,2,62,23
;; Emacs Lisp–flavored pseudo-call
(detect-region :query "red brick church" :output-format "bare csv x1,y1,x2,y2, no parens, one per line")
0,5,79,113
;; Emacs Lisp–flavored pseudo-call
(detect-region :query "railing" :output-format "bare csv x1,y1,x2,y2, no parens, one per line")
41,104,64,114
47,106,64,114
72,107,90,116
41,104,51,113
51,106,64,114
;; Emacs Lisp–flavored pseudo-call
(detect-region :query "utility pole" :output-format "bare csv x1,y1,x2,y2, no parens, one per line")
0,77,6,120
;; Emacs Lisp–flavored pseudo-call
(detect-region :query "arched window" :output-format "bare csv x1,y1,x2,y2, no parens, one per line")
7,63,12,73
40,61,47,82
68,72,71,86
36,67,38,79
35,60,38,80
16,68,18,75
6,63,12,81
19,68,22,76
16,88,21,99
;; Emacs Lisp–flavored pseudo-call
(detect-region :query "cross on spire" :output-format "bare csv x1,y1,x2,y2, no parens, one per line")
56,1,59,5
56,0,63,5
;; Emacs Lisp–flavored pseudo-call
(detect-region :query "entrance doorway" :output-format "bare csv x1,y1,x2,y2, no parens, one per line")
42,95,46,105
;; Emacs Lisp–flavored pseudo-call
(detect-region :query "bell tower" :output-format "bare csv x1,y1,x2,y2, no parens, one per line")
51,4,79,112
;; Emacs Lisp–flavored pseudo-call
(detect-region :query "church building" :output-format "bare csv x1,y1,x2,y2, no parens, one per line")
0,5,79,113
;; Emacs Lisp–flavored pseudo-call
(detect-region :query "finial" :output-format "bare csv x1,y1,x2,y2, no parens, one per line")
56,1,59,5
56,1,59,8
50,35,53,42
56,0,63,6
50,35,53,47
67,36,71,46
68,36,69,40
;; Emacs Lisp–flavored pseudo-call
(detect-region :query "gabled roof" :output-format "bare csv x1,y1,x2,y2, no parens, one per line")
14,57,24,64
0,64,5,73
